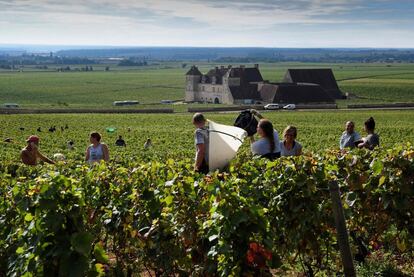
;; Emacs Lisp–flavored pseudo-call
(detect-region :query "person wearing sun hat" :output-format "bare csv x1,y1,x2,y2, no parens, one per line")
20,135,55,165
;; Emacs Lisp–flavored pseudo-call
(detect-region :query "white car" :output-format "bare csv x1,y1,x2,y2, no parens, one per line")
161,100,174,104
283,104,296,110
264,104,279,110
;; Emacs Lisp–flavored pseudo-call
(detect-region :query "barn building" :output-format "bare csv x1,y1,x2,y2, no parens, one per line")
258,82,334,104
283,69,343,99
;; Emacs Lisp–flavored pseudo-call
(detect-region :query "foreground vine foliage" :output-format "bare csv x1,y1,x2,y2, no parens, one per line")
1,145,413,276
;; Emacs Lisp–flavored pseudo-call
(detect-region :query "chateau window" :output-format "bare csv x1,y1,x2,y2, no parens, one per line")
213,87,215,92
202,86,205,91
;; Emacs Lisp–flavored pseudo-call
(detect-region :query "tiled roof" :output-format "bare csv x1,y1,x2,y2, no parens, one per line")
283,69,343,99
229,84,261,100
259,83,334,104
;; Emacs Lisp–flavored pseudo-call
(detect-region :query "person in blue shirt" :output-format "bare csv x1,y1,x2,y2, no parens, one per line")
339,121,360,150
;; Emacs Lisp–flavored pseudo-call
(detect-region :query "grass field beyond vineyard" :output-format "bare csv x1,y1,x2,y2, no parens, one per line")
0,62,413,109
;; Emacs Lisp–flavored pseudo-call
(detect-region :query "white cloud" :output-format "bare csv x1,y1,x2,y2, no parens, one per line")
0,0,413,47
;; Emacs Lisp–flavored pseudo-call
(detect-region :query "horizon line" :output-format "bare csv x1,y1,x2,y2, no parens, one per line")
1,43,414,51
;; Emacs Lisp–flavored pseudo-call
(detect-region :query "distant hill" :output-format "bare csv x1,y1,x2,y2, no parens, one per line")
1,45,414,62
54,47,414,63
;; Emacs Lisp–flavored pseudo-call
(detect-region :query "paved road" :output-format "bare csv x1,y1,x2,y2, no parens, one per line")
1,106,414,115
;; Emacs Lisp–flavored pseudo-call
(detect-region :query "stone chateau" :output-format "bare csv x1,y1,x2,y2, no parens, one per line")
185,64,342,105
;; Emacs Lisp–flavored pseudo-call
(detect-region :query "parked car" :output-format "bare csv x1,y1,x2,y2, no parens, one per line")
264,104,279,110
113,100,139,106
161,100,174,104
3,103,19,108
283,104,296,110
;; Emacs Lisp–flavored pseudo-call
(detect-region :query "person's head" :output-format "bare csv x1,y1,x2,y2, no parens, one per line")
364,117,375,132
192,113,206,128
146,138,151,142
89,132,101,144
345,121,355,134
283,126,297,143
118,135,122,139
257,119,275,152
68,140,74,145
26,135,39,146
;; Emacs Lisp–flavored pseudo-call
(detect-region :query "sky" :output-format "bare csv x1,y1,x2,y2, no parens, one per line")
0,0,413,48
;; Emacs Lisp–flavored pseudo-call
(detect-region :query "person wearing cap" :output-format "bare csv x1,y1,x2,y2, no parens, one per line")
20,135,55,166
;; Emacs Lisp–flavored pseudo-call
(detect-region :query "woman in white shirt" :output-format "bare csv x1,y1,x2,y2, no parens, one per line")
249,110,281,160
85,132,110,164
280,126,302,157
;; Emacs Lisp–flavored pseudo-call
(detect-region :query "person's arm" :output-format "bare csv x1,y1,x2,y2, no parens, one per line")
102,144,110,161
295,142,302,156
85,146,90,162
195,143,205,171
339,133,345,150
250,109,264,119
357,137,370,149
37,151,55,164
249,136,255,144
250,139,261,155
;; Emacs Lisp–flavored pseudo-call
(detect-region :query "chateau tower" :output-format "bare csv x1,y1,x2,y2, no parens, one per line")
185,66,202,102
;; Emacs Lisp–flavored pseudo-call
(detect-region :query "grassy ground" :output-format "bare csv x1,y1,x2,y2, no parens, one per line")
0,62,413,109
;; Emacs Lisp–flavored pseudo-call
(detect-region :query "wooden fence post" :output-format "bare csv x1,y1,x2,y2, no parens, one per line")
329,181,356,277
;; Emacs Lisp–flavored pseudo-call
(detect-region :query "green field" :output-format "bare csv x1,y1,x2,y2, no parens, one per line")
0,62,413,109
1,110,413,163
1,63,414,276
